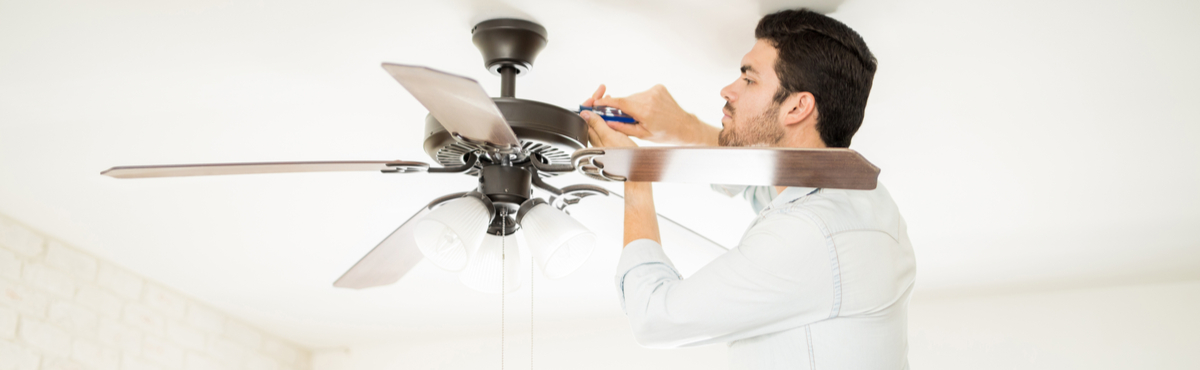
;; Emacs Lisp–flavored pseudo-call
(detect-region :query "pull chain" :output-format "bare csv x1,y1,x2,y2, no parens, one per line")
530,240,534,370
500,211,506,370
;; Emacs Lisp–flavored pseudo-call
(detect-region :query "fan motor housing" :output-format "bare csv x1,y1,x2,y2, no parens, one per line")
422,98,588,176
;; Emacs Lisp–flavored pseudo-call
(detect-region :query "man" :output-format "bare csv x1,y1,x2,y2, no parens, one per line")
580,9,916,370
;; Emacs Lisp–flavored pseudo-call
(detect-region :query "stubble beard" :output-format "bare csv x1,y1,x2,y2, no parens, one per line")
718,102,785,147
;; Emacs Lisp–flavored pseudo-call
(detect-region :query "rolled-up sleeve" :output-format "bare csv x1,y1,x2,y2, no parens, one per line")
615,239,683,311
614,213,836,348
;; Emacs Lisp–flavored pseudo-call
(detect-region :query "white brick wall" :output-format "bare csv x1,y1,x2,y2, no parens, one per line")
0,215,311,370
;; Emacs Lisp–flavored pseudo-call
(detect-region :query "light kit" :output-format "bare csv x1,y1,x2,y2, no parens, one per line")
408,192,599,293
413,195,493,272
518,199,596,279
459,233,522,294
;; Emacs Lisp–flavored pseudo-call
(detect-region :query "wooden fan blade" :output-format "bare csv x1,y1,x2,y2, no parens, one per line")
586,147,880,190
381,63,520,148
333,208,429,289
101,160,429,179
333,192,466,289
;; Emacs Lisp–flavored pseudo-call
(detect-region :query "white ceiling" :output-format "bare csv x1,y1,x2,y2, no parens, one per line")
1,0,1197,349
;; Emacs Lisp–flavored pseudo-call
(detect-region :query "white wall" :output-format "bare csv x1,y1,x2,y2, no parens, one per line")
312,315,728,370
313,280,1200,370
909,280,1200,369
0,214,311,370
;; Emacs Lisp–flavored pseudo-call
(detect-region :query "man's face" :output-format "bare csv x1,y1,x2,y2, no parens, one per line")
718,40,786,147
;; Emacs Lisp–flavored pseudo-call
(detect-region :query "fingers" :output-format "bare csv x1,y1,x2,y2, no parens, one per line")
582,110,637,148
587,125,600,148
594,95,624,109
582,84,606,107
582,111,607,146
607,120,652,138
581,110,608,132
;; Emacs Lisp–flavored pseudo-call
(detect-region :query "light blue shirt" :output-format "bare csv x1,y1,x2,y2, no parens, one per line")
710,184,779,214
615,184,916,370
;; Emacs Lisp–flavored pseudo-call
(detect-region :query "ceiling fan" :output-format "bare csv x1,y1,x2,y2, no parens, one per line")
101,18,881,294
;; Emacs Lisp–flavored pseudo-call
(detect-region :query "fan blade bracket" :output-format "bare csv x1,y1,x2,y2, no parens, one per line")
571,148,627,182
529,172,563,195
561,184,610,197
549,184,611,212
379,161,432,174
450,132,521,156
384,153,478,174
529,153,576,173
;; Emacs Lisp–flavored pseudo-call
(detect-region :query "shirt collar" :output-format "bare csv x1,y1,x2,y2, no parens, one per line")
770,186,819,208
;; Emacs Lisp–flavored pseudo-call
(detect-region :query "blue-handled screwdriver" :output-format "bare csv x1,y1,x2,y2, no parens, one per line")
579,105,638,124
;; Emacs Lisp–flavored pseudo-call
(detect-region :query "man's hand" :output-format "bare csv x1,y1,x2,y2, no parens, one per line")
585,84,719,146
581,109,637,148
581,86,637,148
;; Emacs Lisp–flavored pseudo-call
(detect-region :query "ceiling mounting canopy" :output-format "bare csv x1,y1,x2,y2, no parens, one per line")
472,18,548,75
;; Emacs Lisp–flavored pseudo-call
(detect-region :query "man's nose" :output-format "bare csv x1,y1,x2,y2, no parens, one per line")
720,83,735,103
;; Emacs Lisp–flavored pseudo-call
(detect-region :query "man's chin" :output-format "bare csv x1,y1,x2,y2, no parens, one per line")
717,130,731,147
718,134,774,148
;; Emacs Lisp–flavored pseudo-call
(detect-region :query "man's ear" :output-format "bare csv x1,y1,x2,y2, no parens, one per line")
780,91,817,127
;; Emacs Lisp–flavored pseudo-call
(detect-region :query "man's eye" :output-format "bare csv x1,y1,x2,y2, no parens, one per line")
744,78,754,85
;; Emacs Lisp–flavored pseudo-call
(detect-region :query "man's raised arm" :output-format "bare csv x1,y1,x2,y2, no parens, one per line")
579,106,664,245
586,84,720,146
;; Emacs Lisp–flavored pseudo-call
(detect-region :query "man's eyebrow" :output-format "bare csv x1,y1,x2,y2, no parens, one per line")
740,65,757,75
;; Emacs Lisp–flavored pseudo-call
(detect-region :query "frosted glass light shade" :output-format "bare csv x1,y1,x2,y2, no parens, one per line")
520,203,596,279
413,197,490,272
459,233,522,294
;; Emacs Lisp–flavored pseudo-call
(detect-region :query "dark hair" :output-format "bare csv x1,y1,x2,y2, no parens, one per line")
755,9,877,148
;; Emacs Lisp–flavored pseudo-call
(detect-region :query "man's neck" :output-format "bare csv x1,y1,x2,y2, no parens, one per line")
775,130,827,194
786,134,827,149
